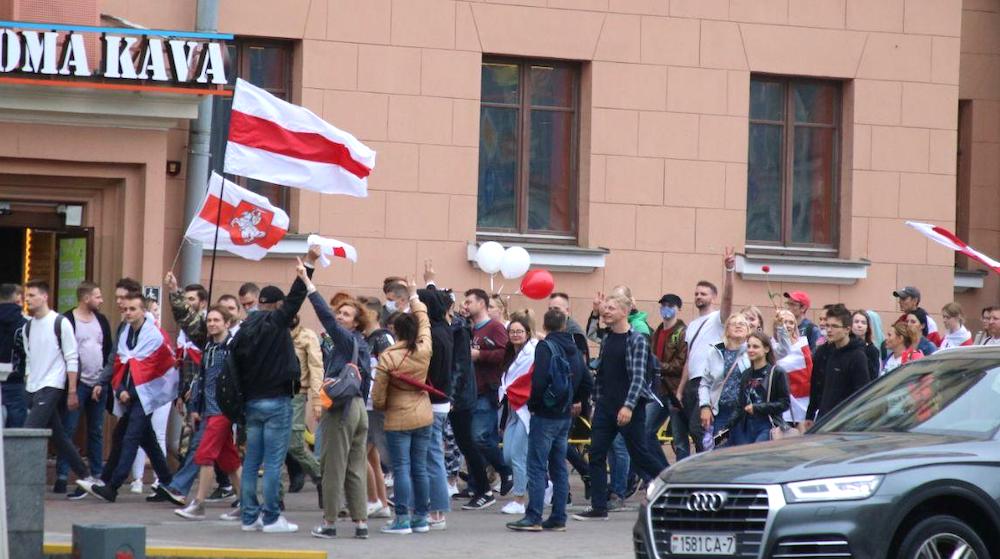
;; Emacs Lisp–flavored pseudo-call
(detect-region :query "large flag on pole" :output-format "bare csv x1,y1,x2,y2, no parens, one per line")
185,172,289,261
224,78,375,197
906,221,1000,274
111,318,179,418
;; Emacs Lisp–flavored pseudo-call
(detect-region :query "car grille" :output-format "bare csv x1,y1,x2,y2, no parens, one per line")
635,533,650,559
770,537,852,558
649,487,769,558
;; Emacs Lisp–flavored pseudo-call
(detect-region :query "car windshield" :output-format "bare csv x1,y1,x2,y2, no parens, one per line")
815,358,1000,439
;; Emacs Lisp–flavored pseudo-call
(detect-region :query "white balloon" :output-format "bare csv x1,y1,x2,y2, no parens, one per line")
475,241,505,274
500,246,531,279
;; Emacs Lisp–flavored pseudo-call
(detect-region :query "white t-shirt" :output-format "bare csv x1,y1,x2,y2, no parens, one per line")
685,310,723,380
24,310,79,393
74,314,104,386
880,354,902,376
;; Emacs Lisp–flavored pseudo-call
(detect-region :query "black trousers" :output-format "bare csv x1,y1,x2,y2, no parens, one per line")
25,387,89,478
448,408,490,495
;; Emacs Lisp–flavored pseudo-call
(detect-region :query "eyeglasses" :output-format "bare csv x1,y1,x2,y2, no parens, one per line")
508,329,527,336
826,323,847,330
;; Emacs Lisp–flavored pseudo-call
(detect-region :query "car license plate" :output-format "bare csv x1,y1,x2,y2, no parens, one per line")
669,533,736,555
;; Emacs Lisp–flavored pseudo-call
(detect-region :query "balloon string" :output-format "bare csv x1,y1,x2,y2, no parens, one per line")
490,274,495,293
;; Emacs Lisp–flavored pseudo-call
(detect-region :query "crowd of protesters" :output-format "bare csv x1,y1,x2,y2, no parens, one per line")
1,245,999,537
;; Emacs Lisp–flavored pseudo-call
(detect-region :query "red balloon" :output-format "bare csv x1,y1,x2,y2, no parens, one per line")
520,269,554,300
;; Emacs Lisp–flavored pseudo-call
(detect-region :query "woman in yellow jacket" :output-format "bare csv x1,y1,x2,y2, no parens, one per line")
372,278,434,535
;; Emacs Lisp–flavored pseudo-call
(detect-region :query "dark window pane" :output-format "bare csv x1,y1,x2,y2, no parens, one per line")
209,96,233,173
746,123,783,243
245,178,287,210
247,46,286,91
791,126,836,244
528,110,573,233
530,65,573,108
750,79,784,121
482,63,519,105
793,82,837,124
477,106,519,229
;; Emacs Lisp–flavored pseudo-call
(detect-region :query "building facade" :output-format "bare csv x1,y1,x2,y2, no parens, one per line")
0,0,997,334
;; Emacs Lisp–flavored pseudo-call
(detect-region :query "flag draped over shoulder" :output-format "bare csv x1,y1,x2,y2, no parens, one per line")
778,336,812,424
112,319,179,417
224,78,375,198
499,339,537,433
176,330,202,368
185,172,289,261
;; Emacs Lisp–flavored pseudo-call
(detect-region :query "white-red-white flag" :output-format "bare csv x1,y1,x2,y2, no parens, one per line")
307,234,358,266
906,221,1000,274
112,318,179,417
224,78,375,198
185,172,289,261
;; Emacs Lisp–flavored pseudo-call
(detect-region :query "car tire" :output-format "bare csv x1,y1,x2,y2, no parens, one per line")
898,515,990,559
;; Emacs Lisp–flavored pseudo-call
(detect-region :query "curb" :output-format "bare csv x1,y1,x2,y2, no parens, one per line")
44,542,327,559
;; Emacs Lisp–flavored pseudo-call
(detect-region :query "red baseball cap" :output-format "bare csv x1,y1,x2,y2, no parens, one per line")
784,291,811,310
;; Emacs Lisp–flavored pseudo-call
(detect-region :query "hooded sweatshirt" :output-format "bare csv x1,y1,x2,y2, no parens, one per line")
449,315,476,412
814,336,870,419
418,287,454,406
0,303,27,383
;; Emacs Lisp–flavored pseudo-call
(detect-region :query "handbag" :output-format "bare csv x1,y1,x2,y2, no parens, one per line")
765,366,801,440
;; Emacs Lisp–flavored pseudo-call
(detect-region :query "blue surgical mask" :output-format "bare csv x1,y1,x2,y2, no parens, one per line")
660,306,677,320
385,300,397,313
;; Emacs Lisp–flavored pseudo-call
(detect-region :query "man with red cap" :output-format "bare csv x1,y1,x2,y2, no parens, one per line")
784,291,820,351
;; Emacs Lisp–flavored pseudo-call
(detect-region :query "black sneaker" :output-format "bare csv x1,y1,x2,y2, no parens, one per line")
67,487,88,501
88,484,117,503
355,524,369,539
53,479,67,494
542,519,567,531
499,473,514,496
206,485,234,503
572,508,608,521
452,487,475,500
506,518,542,532
461,493,496,510
154,484,187,507
311,524,336,539
288,470,305,494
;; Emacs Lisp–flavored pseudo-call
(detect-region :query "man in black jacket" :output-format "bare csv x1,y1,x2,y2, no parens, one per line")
230,247,317,534
0,284,27,428
418,287,455,525
507,309,587,532
804,305,870,426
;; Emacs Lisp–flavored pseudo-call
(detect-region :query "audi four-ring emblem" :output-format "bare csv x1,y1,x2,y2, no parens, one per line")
686,491,728,512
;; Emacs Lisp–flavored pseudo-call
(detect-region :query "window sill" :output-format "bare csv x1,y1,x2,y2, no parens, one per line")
736,253,870,285
466,242,607,274
954,268,987,293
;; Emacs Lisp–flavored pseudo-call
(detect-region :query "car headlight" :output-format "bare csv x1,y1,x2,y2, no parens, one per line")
784,475,883,503
645,476,667,502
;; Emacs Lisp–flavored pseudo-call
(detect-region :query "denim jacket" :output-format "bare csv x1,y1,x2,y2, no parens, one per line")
189,335,230,417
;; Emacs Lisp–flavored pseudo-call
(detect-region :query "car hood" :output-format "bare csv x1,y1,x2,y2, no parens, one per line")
662,433,987,485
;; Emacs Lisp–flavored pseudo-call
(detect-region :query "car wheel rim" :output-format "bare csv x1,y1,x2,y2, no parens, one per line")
915,533,977,559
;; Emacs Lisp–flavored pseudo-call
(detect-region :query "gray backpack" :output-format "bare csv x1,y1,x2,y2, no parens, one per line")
321,338,362,416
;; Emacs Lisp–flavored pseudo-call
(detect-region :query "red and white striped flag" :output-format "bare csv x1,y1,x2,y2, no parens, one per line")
185,172,289,261
112,318,179,417
499,339,537,432
778,336,813,424
224,78,375,197
176,330,203,368
906,221,1000,274
307,234,358,266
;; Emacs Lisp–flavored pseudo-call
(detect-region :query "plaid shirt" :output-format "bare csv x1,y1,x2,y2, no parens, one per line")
593,328,653,410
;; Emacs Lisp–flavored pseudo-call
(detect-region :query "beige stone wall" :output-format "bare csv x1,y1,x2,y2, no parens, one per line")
89,0,985,333
957,0,1000,333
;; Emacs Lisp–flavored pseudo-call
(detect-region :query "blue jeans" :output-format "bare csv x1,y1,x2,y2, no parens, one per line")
525,416,571,525
729,415,772,446
502,412,529,496
471,395,510,479
386,426,432,520
644,398,671,471
1,382,27,428
166,419,208,495
241,397,292,526
57,383,106,480
609,434,630,497
427,412,451,513
588,404,664,512
109,400,173,490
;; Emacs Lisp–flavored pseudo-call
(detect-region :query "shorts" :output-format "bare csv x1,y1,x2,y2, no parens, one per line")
194,415,240,473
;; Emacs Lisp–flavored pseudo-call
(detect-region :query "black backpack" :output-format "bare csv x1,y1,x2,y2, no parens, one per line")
542,340,574,414
321,338,362,416
216,331,247,424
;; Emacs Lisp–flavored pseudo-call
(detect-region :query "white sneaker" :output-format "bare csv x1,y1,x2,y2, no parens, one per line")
366,501,383,516
262,515,299,533
370,504,392,519
447,482,459,497
241,517,263,532
174,500,205,521
130,480,144,495
384,474,394,488
501,501,526,515
219,509,241,522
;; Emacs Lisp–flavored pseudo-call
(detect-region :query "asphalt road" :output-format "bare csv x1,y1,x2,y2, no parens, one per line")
44,479,637,558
